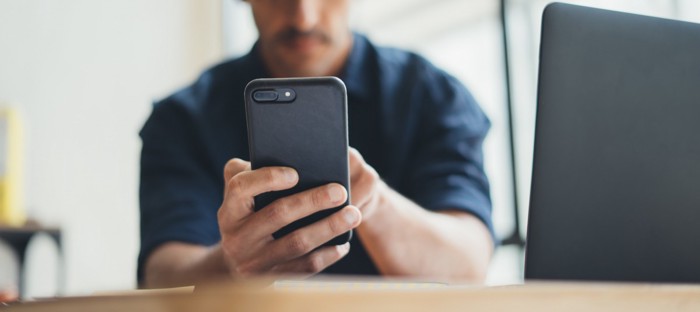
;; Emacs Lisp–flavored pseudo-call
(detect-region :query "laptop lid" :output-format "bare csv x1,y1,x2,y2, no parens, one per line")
525,3,700,283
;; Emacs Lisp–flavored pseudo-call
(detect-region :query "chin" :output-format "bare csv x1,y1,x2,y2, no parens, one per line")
270,43,339,77
285,66,326,78
280,58,329,77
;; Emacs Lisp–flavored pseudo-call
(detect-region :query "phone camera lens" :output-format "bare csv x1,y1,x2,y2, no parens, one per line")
253,90,278,102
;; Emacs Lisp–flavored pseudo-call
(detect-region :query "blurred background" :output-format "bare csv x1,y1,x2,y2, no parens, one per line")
0,0,699,298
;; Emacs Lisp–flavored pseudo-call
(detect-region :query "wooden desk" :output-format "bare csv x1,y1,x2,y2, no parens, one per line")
5,281,700,312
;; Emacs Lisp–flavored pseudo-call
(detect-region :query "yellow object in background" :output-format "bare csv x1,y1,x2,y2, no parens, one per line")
0,106,24,226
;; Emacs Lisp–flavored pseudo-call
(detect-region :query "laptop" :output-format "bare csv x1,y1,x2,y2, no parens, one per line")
525,3,700,283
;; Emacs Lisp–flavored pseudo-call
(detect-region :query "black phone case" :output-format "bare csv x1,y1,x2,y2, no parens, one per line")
244,77,352,246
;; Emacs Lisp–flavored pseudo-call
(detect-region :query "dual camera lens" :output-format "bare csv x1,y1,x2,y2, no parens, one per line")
253,89,296,103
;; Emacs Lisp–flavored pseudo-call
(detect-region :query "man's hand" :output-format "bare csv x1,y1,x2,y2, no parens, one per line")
347,148,493,281
348,148,385,222
217,158,362,278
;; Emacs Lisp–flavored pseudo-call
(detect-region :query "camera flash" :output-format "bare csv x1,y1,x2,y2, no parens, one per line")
285,91,291,97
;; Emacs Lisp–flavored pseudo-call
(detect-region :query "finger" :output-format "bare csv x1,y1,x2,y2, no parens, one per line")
271,243,351,276
224,158,251,182
265,206,361,265
350,166,380,207
348,148,368,204
247,183,348,237
225,166,299,201
348,147,365,178
220,166,299,224
347,149,380,207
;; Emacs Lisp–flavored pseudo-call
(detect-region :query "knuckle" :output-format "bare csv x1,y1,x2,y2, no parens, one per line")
217,207,226,224
362,163,379,180
287,232,311,255
266,200,291,225
311,187,329,208
328,214,345,234
232,158,248,168
367,165,379,180
227,176,245,196
264,167,279,184
306,254,326,272
224,159,237,176
359,166,379,187
225,158,246,177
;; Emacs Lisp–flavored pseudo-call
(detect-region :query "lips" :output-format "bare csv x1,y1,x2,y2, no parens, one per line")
282,35,324,54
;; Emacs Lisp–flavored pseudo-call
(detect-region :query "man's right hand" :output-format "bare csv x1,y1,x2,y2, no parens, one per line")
217,158,361,278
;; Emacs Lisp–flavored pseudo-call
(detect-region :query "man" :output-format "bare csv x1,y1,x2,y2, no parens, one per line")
139,0,494,287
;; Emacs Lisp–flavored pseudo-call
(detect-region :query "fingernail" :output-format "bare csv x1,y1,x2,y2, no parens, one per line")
338,242,350,252
328,185,344,203
343,208,358,225
285,169,298,183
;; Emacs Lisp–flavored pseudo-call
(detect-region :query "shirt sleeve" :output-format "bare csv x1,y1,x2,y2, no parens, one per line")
403,66,495,242
137,98,222,284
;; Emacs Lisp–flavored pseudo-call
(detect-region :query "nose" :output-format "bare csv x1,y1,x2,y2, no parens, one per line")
289,0,320,31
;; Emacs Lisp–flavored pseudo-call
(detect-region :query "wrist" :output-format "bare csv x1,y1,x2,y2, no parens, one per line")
208,244,230,275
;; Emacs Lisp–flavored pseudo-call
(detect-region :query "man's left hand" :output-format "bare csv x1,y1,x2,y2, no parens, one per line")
348,148,385,222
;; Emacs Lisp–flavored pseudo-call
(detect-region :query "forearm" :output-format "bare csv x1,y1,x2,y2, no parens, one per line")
356,183,493,283
143,242,229,288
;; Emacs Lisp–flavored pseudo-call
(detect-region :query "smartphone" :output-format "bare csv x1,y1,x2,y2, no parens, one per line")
244,77,352,246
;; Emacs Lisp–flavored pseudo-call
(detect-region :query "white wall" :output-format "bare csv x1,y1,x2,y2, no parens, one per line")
0,0,222,295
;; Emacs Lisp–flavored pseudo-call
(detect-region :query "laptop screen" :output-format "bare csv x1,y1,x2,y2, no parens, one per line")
525,3,700,283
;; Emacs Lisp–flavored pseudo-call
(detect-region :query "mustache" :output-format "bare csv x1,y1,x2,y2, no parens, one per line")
275,27,332,44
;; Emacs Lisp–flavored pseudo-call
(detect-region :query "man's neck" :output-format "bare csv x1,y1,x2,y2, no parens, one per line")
261,33,354,78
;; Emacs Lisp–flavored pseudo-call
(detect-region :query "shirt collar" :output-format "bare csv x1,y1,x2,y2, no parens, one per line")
245,41,272,78
339,33,373,101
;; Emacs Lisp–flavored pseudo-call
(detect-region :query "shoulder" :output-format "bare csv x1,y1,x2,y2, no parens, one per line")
141,55,251,139
156,57,248,115
368,39,469,102
369,39,449,80
365,38,489,133
368,38,482,109
145,55,251,126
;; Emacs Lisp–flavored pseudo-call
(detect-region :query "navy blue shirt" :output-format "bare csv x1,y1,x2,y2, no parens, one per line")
138,34,493,283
